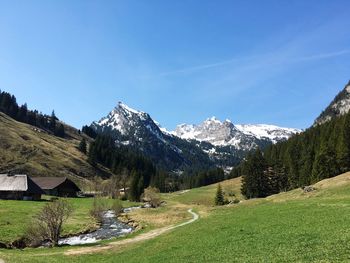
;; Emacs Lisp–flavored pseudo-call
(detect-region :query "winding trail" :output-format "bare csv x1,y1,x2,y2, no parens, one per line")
65,209,199,256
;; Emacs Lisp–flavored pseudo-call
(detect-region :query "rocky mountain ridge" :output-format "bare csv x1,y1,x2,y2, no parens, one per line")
90,102,299,171
314,80,350,125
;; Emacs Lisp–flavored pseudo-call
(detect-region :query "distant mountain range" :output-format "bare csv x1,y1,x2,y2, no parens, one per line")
90,102,300,172
173,118,299,148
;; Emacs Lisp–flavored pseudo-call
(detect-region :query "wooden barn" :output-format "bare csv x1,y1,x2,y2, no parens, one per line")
0,174,44,201
32,177,81,197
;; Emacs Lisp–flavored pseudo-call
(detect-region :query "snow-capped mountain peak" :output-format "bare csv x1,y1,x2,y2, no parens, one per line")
90,102,300,171
173,118,300,148
92,101,159,136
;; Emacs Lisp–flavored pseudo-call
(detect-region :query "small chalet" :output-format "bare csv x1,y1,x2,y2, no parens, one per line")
0,174,44,201
32,177,81,197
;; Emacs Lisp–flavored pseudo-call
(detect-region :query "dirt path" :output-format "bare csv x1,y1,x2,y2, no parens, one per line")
65,209,199,256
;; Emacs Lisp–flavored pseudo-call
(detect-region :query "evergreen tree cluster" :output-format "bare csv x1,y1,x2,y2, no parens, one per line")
87,134,171,200
237,110,350,199
82,125,97,139
0,90,65,137
183,167,225,189
78,138,87,154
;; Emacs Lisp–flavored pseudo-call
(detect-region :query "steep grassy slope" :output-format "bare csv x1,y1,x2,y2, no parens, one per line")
0,112,113,181
2,173,350,262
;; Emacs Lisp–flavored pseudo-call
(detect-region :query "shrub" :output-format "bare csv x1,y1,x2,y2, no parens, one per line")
90,197,109,223
112,199,123,216
233,198,240,204
141,187,162,208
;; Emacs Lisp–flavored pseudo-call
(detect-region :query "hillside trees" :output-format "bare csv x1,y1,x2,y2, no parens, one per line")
87,134,158,200
0,90,65,137
241,149,270,198
82,125,97,139
184,168,225,189
78,138,87,154
238,109,350,199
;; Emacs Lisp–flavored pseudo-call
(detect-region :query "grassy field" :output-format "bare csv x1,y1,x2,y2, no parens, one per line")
164,177,242,207
1,173,350,262
0,197,139,245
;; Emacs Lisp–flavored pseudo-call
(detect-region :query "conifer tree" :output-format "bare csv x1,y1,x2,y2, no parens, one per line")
241,149,270,198
50,110,57,131
54,123,65,138
215,184,224,206
79,138,87,154
129,170,143,201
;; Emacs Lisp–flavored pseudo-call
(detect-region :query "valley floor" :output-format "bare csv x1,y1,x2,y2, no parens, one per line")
1,174,350,262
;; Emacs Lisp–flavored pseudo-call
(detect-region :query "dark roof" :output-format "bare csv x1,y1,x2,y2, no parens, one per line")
0,174,44,194
27,177,46,194
31,177,80,191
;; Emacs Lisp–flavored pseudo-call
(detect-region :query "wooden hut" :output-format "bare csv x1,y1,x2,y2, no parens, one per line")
31,177,81,197
0,174,44,200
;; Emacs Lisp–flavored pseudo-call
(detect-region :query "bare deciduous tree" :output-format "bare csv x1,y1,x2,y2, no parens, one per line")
89,197,109,223
26,199,73,247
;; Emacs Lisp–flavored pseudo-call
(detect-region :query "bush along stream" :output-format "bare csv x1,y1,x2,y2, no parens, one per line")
4,206,143,249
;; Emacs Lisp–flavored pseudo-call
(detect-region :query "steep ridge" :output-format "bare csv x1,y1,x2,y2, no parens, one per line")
0,112,113,181
314,80,350,125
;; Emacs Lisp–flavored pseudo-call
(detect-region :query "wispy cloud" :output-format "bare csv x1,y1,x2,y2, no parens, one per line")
293,49,350,62
159,49,350,77
158,56,245,76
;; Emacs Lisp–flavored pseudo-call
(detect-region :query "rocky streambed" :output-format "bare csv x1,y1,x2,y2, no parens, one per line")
58,206,142,246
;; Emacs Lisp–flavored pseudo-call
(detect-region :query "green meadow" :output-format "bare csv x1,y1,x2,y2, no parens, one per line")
1,173,350,262
0,197,139,245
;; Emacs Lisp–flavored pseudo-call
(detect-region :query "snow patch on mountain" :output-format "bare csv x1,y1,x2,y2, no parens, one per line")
235,124,300,143
154,120,172,135
173,118,300,148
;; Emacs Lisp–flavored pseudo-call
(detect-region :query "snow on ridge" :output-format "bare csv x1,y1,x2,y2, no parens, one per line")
172,116,300,148
235,124,301,142
205,116,222,124
154,120,173,135
94,102,300,151
118,101,143,115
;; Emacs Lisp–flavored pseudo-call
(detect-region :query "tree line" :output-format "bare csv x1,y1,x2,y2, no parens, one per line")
82,131,230,199
235,110,350,199
84,134,170,201
0,90,65,137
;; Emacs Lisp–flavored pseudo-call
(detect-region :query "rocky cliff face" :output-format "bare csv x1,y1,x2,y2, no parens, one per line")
314,81,350,126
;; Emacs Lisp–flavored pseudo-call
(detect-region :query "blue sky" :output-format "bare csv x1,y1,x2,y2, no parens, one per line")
0,0,349,130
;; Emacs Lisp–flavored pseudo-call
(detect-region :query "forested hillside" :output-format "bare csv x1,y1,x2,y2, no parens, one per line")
237,108,350,198
0,90,65,138
0,112,114,182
